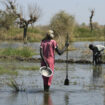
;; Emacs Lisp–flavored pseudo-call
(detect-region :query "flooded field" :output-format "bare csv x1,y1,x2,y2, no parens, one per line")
0,41,105,105
0,41,104,60
0,60,105,105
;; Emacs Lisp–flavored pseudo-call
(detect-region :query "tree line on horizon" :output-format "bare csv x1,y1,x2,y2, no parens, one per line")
0,0,105,43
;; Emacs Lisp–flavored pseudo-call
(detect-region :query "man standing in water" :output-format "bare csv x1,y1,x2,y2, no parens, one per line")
40,30,69,92
89,44,105,65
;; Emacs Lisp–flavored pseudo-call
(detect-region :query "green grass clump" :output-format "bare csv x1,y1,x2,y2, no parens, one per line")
18,66,40,71
7,79,25,92
0,47,37,57
0,67,18,75
28,27,41,33
7,79,20,92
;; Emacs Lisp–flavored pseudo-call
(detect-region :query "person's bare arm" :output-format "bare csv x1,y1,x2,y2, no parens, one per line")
55,42,69,55
40,47,48,67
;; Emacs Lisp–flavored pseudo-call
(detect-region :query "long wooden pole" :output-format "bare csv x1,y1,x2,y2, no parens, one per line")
64,33,69,85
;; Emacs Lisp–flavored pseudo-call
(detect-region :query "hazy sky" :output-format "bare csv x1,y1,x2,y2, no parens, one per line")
1,0,105,25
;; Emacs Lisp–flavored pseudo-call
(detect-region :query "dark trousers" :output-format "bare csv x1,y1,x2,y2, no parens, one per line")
44,85,50,92
93,53,102,65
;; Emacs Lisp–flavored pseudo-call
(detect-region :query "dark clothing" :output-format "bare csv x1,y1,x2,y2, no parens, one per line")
91,46,101,65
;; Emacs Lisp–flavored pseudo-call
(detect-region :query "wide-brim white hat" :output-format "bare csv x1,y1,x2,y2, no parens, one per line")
39,66,53,77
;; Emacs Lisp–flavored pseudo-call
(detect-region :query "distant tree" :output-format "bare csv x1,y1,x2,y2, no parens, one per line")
50,11,75,40
81,23,86,27
2,0,41,43
92,22,100,30
0,1,16,30
89,9,94,32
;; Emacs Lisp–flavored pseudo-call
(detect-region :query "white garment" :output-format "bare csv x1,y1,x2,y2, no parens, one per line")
96,45,105,51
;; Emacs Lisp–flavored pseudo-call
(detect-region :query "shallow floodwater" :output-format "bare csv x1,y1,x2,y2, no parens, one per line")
0,41,104,61
0,41,105,105
0,60,105,105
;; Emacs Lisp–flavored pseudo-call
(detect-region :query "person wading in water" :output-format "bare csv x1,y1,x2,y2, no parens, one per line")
40,30,69,92
89,44,105,65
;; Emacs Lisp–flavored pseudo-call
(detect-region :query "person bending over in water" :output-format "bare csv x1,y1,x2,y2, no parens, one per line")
89,44,105,65
40,30,69,92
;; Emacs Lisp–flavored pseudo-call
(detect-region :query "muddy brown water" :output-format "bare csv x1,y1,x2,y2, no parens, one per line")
0,41,105,105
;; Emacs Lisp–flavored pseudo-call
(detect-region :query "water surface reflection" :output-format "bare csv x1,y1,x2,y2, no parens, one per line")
92,64,104,87
0,60,105,105
64,93,69,105
41,93,53,105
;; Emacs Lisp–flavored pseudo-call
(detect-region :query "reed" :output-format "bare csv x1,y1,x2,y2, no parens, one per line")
7,79,25,92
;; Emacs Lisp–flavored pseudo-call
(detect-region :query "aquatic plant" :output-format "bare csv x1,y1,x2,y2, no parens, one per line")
7,79,19,92
0,47,37,57
0,67,18,75
7,79,25,92
18,66,40,71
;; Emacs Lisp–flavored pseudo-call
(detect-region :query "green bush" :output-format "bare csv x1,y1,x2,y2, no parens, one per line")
75,26,105,39
28,27,41,33
50,10,75,40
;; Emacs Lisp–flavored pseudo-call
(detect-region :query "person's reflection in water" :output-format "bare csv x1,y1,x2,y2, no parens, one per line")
42,93,53,105
92,64,102,84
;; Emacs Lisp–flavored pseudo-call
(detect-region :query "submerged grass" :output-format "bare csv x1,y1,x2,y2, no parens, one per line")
0,47,37,57
0,66,18,75
18,66,40,71
0,64,40,75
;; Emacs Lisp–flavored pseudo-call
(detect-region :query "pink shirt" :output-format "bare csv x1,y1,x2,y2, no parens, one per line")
41,39,57,59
